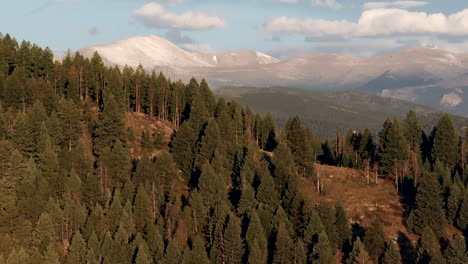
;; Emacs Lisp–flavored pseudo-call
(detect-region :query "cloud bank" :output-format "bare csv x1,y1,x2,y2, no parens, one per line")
264,8,468,38
363,1,428,10
312,0,343,9
134,3,226,31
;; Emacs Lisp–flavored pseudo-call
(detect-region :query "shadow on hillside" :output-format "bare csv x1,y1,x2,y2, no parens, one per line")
398,178,417,227
398,231,416,264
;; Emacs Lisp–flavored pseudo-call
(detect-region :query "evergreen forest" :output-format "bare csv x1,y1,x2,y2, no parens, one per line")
0,33,467,264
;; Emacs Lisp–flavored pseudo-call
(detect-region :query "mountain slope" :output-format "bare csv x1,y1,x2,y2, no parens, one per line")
216,87,468,138
79,35,279,70
79,35,216,69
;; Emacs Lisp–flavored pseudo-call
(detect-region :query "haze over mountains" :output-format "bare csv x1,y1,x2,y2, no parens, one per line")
79,35,468,116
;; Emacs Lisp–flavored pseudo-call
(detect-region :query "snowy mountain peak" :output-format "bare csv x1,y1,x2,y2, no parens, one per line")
79,35,279,69
80,34,216,69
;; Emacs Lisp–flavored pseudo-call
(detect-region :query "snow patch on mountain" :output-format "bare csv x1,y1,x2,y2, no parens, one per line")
80,35,279,70
80,35,215,69
255,51,280,64
441,92,463,107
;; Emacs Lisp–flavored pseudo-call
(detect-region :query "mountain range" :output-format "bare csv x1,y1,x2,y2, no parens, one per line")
78,35,468,116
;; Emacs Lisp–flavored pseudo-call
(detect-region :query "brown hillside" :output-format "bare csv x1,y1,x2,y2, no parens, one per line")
126,112,176,158
300,164,416,242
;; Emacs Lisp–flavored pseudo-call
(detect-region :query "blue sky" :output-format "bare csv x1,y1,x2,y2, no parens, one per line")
2,0,468,58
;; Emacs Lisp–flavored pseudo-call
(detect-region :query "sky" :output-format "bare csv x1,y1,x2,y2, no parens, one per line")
2,0,468,58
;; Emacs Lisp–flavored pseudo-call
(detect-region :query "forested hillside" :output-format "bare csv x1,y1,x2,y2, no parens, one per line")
216,87,468,139
0,33,467,264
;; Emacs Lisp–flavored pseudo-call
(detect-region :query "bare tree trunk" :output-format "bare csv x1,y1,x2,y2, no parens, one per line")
151,183,158,221
316,164,320,194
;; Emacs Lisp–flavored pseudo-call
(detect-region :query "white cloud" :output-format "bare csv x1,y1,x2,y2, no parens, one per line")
363,1,428,10
183,43,216,54
134,3,226,31
264,16,357,37
264,8,468,38
155,0,186,4
312,0,343,9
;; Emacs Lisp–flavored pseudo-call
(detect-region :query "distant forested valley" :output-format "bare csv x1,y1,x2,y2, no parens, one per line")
0,33,467,264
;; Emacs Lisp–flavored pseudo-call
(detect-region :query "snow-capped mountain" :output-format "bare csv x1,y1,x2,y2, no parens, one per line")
77,36,468,116
79,35,279,69
80,35,216,68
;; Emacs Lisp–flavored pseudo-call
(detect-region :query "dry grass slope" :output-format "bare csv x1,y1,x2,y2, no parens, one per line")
300,164,417,242
126,112,175,158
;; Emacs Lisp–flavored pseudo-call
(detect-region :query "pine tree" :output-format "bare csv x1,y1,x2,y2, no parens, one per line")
456,190,468,231
0,146,17,234
162,238,182,264
93,93,126,155
100,231,114,263
4,67,31,111
255,113,277,151
133,185,153,235
11,113,34,156
408,170,446,237
154,151,179,193
256,164,280,210
285,116,315,177
42,242,60,264
68,231,87,264
171,121,197,177
66,66,80,102
446,181,462,224
57,98,82,151
335,203,351,249
198,79,216,115
380,241,401,264
198,162,227,209
87,232,100,258
444,235,468,264
40,140,62,198
0,110,7,140
363,219,386,260
146,224,164,262
378,118,408,176
247,239,263,264
432,114,459,169
313,231,334,264
194,119,220,171
316,203,339,249
186,235,210,264
403,111,422,185
33,212,56,254
417,226,445,264
272,141,298,193
237,184,256,216
108,141,131,188
273,223,294,264
6,247,30,264
303,207,325,246
135,242,152,264
85,248,98,264
223,215,244,264
347,237,372,264
246,211,268,264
